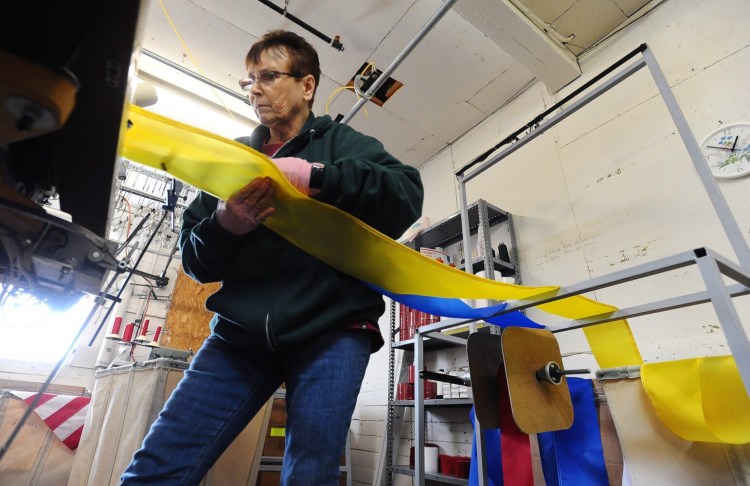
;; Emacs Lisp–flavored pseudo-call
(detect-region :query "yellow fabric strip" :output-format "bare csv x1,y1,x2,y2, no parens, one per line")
641,356,750,444
124,105,750,444
122,105,639,365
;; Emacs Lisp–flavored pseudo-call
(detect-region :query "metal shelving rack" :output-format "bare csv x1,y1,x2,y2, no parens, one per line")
386,200,520,486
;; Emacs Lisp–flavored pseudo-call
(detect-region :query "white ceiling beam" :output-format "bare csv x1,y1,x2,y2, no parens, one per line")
452,0,581,92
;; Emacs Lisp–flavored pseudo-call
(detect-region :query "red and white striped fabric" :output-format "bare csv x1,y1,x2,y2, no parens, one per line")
10,391,90,450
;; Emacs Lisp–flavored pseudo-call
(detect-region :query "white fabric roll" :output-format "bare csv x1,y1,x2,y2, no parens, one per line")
424,445,439,473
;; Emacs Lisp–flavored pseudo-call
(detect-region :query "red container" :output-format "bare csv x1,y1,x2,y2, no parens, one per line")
399,304,413,341
414,310,431,328
409,365,431,385
397,382,414,401
439,454,455,476
424,381,437,399
396,382,405,400
398,304,405,342
455,457,471,479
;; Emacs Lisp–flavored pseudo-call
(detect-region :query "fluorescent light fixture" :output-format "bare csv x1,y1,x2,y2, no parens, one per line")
135,50,259,140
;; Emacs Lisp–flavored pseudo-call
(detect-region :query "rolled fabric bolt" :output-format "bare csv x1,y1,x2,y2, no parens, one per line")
425,444,439,473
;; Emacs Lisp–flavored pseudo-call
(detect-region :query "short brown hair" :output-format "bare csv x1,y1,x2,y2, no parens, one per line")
246,30,321,107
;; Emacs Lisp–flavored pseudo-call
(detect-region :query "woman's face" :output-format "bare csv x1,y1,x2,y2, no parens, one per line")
246,48,314,129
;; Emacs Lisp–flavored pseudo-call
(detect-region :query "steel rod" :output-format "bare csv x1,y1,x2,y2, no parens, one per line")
695,254,750,394
88,210,169,346
256,0,343,50
456,44,648,177
141,49,248,103
341,0,457,124
553,283,749,332
461,57,647,184
414,331,425,486
642,47,750,268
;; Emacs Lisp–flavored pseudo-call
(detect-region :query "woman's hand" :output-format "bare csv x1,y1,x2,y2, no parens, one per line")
216,177,276,235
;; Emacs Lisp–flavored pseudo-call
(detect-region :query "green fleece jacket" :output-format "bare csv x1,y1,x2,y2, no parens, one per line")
179,113,423,352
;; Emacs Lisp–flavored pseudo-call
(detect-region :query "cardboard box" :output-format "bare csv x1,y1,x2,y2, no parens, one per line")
0,392,76,486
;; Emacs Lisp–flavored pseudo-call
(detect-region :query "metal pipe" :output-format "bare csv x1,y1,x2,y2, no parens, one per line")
88,210,170,346
119,185,188,208
341,0,457,124
695,253,750,395
642,47,750,269
461,57,647,184
256,0,343,50
457,174,478,333
455,44,648,177
413,330,425,486
116,212,151,256
420,369,471,386
140,49,249,104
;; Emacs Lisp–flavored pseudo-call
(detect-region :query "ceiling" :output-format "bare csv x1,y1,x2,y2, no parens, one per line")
138,0,660,168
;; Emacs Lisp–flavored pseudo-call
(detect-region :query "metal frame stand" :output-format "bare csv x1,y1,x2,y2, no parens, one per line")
452,44,750,485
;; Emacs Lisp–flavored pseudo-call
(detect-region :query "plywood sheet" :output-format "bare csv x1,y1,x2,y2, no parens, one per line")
162,268,219,352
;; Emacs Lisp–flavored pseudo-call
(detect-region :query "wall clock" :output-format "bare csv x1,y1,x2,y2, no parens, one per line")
699,122,750,179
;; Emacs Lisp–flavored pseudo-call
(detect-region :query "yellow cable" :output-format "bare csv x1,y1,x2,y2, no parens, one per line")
157,0,238,121
324,62,377,116
324,86,368,117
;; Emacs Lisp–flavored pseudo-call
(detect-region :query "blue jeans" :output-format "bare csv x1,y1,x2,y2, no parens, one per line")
121,329,371,485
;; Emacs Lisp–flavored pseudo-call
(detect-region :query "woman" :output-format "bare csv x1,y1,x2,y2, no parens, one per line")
122,30,423,485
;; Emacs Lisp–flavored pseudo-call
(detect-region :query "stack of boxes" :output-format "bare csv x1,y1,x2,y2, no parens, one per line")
440,367,472,400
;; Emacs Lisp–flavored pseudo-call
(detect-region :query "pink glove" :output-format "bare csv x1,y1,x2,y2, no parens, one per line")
272,157,312,195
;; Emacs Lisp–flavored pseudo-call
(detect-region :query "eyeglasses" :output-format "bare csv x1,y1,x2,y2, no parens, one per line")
238,71,303,91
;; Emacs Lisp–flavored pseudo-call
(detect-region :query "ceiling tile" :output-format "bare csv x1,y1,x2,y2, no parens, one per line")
453,0,580,91
613,0,652,16
142,0,257,89
516,0,577,23
189,0,416,86
467,62,535,115
551,0,628,55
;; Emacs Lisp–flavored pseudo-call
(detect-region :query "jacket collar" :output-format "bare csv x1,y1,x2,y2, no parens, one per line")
245,112,333,150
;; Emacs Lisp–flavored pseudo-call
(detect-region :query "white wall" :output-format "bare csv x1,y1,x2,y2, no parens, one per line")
354,0,750,484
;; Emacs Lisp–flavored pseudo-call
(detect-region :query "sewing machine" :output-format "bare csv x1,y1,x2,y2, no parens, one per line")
0,1,145,308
